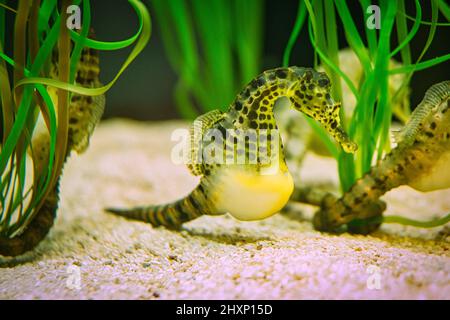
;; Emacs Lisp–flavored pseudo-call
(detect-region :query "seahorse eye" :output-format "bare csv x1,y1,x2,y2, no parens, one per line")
318,78,330,87
304,70,313,81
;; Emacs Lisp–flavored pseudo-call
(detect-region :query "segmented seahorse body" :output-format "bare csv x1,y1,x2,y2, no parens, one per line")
405,81,450,192
0,43,105,257
313,81,450,233
107,67,357,229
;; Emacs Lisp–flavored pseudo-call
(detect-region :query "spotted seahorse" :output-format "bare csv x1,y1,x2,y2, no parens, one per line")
106,67,357,229
308,80,450,233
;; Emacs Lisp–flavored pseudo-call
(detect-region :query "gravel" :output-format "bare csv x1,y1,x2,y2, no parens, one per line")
0,119,449,299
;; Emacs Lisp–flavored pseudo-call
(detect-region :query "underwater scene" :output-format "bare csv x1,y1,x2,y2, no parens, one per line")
0,0,449,301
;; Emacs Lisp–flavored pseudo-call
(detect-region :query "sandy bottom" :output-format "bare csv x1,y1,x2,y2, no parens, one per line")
0,119,449,300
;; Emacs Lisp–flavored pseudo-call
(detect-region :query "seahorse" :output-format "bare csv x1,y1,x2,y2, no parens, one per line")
310,81,450,233
0,45,105,257
106,67,357,229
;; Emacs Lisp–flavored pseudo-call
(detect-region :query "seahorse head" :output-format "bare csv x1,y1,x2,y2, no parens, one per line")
289,68,357,153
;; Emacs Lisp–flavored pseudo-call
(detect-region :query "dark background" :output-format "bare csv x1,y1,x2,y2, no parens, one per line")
3,0,449,121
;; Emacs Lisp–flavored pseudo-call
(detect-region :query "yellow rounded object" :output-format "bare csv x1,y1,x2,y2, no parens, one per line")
214,167,294,221
409,151,450,192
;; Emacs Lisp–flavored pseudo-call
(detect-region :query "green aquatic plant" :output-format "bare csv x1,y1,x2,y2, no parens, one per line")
283,0,450,193
0,0,150,239
151,0,264,119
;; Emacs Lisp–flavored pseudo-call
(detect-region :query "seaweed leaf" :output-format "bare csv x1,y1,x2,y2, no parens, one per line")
0,0,152,236
153,0,264,116
282,0,306,68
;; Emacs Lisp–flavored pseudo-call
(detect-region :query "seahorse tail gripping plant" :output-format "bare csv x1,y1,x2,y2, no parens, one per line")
281,0,450,233
311,80,450,234
0,0,151,257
